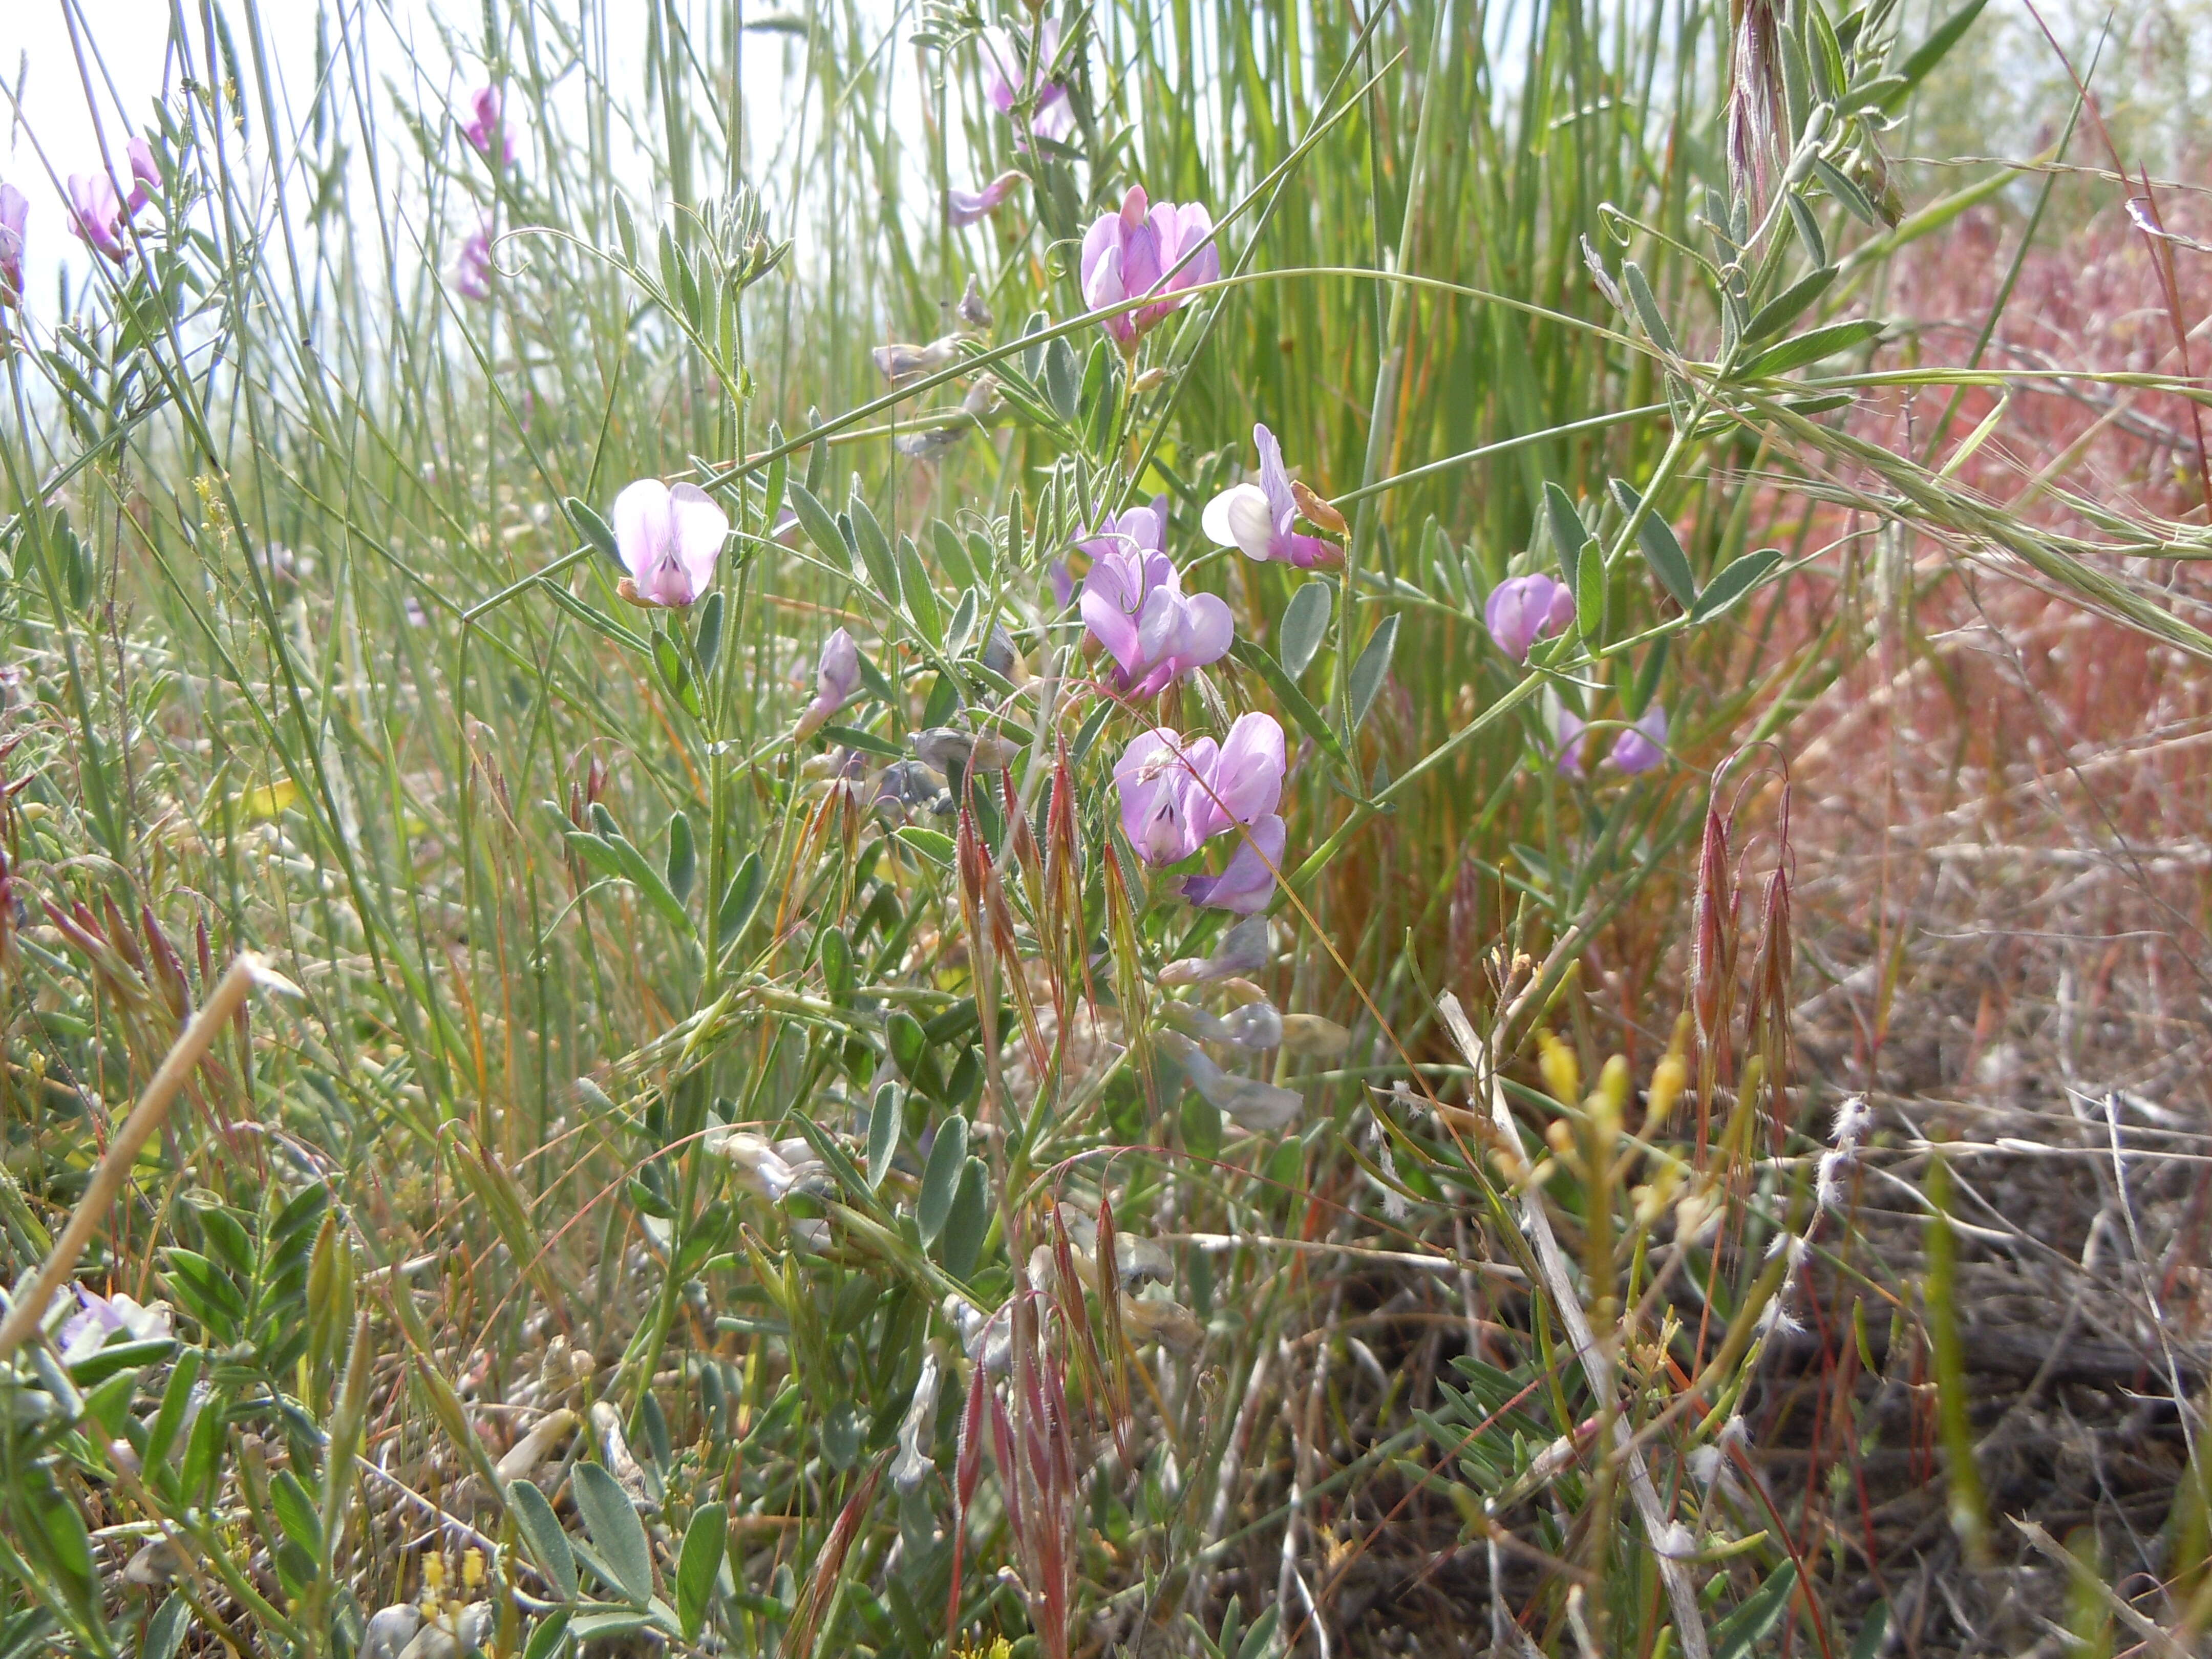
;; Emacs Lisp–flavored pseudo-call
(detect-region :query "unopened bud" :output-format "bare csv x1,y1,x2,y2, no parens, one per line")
1594,1054,1631,1140
1646,1049,1689,1132
1536,1030,1579,1104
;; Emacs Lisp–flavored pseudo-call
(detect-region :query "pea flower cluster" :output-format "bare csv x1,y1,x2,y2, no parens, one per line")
1078,502,1232,697
1081,187,1219,349
1114,713,1287,913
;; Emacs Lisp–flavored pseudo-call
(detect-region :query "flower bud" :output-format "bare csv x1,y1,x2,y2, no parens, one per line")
1536,1030,1579,1104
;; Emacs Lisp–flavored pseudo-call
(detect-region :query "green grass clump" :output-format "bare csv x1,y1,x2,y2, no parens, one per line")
1,0,2207,1656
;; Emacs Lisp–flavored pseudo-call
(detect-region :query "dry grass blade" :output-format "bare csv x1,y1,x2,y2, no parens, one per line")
0,953,292,1363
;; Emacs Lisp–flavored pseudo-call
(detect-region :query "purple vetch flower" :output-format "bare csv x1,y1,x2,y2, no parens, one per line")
1484,573,1576,662
1180,813,1286,913
797,628,863,737
67,142,159,264
1159,914,1272,985
1078,510,1232,697
452,216,495,300
123,138,160,214
980,23,1075,147
1201,423,1337,569
704,1128,829,1200
55,1286,172,1363
1080,186,1220,349
464,84,517,163
1158,1031,1302,1130
1167,996,1283,1050
890,1351,943,1492
0,183,26,309
610,478,729,608
1609,704,1668,774
1076,497,1169,564
1183,710,1284,842
959,275,994,330
1554,704,1590,776
1115,728,1217,866
947,171,1024,228
1048,558,1077,610
1113,714,1289,912
67,173,126,262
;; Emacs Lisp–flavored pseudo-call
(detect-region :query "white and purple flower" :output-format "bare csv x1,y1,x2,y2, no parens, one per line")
1202,423,1338,569
67,138,159,262
0,183,27,308
463,84,517,164
610,479,729,608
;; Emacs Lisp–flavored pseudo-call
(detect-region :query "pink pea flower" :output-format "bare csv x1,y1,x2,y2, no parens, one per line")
123,138,160,214
1048,557,1077,610
1554,704,1590,776
948,171,1024,228
452,216,495,300
1202,423,1337,569
1115,728,1215,866
67,173,126,261
67,139,161,262
1113,715,1288,912
611,479,729,608
464,84,516,163
0,183,27,309
1077,504,1232,697
1609,704,1668,774
1485,574,1576,662
1080,186,1219,349
980,23,1075,147
1180,814,1286,913
1183,711,1284,841
56,1286,171,1363
797,628,863,738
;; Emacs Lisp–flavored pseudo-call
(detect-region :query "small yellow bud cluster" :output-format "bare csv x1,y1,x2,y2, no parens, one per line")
1535,1030,1579,1104
1644,1011,1693,1132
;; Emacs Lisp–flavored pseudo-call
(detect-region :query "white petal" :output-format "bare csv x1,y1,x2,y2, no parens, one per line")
1210,484,1276,561
1201,484,1252,548
667,483,730,595
610,479,673,582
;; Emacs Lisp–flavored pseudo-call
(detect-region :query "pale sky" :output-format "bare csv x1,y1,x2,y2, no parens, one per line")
0,1,830,306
